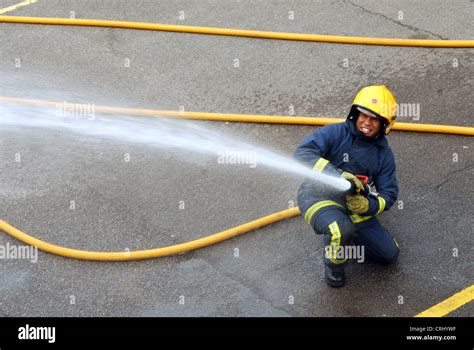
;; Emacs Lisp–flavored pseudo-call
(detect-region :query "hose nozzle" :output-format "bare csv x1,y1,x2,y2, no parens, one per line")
349,175,379,199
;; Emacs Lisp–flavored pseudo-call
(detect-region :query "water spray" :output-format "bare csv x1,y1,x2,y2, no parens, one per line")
1,101,351,193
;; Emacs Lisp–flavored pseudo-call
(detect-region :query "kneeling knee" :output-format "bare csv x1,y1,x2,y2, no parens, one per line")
338,219,355,237
322,218,355,241
380,245,400,265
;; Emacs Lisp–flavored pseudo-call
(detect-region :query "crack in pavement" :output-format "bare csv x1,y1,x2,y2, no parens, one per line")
401,163,474,201
436,163,474,190
344,0,448,40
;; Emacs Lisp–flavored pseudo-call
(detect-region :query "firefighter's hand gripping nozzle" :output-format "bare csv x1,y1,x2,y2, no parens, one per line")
342,172,379,199
353,175,379,199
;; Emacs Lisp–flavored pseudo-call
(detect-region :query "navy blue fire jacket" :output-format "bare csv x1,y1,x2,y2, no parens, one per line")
294,120,399,218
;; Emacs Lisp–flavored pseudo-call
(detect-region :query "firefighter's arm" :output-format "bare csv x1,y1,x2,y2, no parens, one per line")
363,149,399,216
293,126,341,177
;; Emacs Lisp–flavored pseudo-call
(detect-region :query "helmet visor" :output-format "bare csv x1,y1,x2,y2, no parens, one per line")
356,106,388,125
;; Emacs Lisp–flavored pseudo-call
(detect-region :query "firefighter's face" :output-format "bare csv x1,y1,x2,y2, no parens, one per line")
356,112,381,137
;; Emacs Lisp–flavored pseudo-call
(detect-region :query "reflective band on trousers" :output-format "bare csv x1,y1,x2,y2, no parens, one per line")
304,200,344,224
327,221,347,264
312,157,330,173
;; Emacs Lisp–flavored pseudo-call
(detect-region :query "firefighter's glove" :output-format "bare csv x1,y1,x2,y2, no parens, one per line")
346,194,369,214
341,172,364,194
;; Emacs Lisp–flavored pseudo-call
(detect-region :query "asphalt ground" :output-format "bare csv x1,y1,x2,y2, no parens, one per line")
0,0,472,317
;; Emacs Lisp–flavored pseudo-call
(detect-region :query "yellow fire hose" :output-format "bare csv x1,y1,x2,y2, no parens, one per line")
0,209,301,261
1,16,474,48
1,96,473,136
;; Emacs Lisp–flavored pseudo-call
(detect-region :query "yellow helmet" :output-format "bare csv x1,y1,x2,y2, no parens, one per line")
348,85,398,135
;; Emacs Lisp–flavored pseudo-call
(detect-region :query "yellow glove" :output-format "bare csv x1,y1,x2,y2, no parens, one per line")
346,194,369,214
341,172,364,193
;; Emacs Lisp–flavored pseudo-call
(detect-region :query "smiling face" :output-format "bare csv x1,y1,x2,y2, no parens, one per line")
356,112,382,137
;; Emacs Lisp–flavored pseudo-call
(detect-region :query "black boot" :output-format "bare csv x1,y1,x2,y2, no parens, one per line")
324,265,346,288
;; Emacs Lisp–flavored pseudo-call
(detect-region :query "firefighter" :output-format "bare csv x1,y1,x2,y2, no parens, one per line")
294,85,400,288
